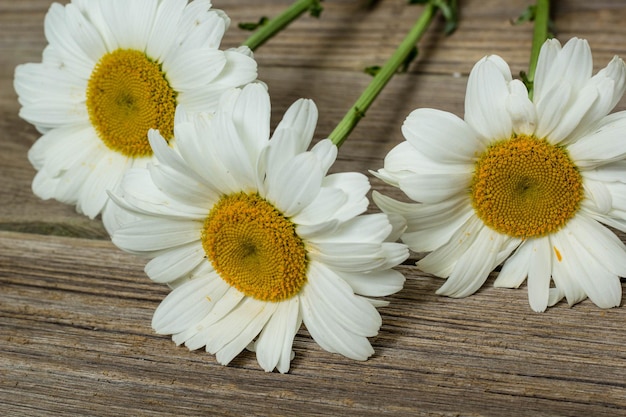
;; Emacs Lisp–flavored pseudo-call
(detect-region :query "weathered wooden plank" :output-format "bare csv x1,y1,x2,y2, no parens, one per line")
1,231,625,416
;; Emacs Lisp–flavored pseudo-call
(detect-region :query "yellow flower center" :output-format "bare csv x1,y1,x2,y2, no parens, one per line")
201,192,308,302
86,49,177,158
471,135,583,238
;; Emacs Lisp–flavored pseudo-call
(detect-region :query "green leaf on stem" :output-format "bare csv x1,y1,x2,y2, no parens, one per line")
238,17,269,31
309,1,324,18
364,66,381,77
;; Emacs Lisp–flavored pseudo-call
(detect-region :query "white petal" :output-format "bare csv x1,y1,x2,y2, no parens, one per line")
43,3,94,78
300,284,375,360
464,55,513,140
64,3,108,62
338,269,405,298
210,49,258,88
152,274,223,335
231,83,271,160
533,38,562,102
526,237,552,312
374,192,474,252
19,98,88,129
568,111,626,168
583,178,612,214
553,222,622,308
402,108,483,162
546,84,597,144
307,261,382,337
268,98,319,165
569,215,626,277
265,152,323,217
308,242,392,272
76,150,131,218
14,63,86,109
173,6,227,52
27,123,94,170
306,213,391,244
202,297,270,354
535,38,593,105
310,140,338,176
398,172,470,204
534,80,573,141
273,97,318,146
494,240,532,288
254,297,301,373
145,0,187,61
550,233,588,306
112,218,200,253
120,166,210,219
144,242,207,284
506,79,536,135
174,285,244,348
436,225,513,298
292,187,347,226
165,48,227,90
417,215,484,277
320,172,369,221
215,301,278,366
99,0,156,50
309,241,407,273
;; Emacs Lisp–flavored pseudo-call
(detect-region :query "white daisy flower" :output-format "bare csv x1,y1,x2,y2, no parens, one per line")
374,37,626,312
14,0,257,229
110,83,408,373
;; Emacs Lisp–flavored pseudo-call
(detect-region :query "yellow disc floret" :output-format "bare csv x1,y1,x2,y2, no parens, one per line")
471,135,583,238
86,49,177,158
202,192,308,302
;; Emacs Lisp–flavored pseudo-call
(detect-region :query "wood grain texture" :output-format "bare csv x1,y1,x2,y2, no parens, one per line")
2,0,626,415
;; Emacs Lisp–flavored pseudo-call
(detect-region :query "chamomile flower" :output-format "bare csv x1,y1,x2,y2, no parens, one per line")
14,0,257,228
374,37,626,312
110,83,408,373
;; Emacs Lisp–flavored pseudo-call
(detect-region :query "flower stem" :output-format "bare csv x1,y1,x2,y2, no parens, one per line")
242,0,320,51
526,0,550,98
328,3,437,147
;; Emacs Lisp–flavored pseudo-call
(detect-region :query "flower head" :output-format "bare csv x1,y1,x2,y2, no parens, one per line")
111,83,408,372
374,37,626,312
14,0,257,228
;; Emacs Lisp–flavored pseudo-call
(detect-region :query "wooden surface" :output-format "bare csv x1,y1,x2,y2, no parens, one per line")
2,0,626,415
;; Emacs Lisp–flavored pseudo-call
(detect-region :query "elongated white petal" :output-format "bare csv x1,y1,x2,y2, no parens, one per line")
399,172,470,204
77,151,131,218
215,301,278,366
265,152,323,217
436,225,511,298
113,218,199,252
494,240,532,288
464,55,513,140
152,273,224,335
144,242,207,284
506,79,536,136
300,284,375,361
569,111,626,167
527,237,552,312
254,298,301,373
418,216,484,278
338,269,405,298
402,108,483,162
307,262,382,337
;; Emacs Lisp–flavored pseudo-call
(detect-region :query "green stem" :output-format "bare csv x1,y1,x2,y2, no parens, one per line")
527,0,550,98
328,3,437,147
242,0,319,51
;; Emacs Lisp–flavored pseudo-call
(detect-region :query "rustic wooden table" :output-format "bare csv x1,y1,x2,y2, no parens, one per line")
2,0,626,415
